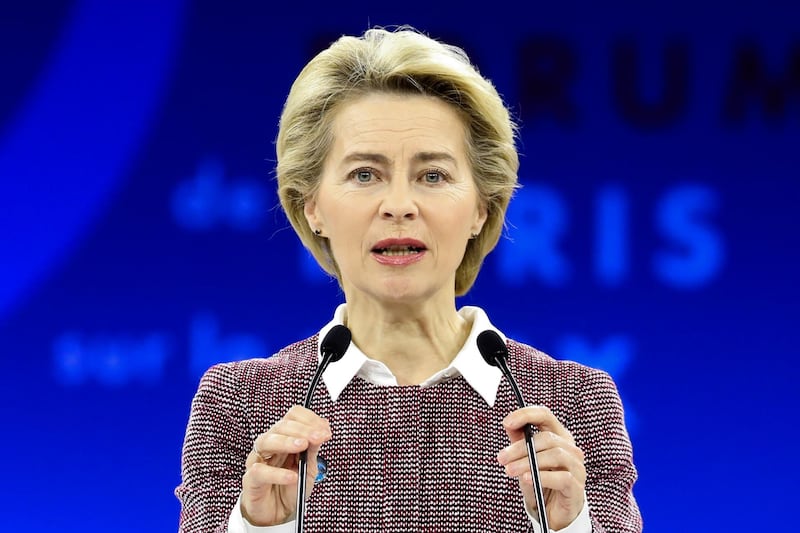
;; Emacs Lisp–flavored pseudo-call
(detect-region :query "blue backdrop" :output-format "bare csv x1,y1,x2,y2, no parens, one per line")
1,1,798,531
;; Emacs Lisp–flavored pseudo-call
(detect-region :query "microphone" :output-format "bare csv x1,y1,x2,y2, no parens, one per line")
295,324,351,533
477,330,549,532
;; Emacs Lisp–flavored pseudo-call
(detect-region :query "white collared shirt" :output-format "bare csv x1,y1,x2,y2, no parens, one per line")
317,304,504,406
228,304,590,533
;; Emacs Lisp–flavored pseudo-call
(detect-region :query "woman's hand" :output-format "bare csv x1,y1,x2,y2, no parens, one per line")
497,406,587,530
241,405,332,526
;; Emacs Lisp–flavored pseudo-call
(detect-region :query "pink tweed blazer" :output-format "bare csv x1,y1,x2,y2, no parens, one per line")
176,335,642,532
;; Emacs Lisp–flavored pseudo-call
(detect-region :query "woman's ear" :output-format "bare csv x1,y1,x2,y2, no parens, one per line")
472,201,488,237
304,197,321,234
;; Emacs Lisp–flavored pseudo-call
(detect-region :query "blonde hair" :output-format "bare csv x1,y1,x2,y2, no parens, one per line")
276,26,519,295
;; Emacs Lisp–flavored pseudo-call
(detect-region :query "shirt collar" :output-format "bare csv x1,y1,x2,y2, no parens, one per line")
317,304,505,406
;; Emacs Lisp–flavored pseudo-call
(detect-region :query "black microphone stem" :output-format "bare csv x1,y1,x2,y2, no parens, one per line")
495,356,550,532
477,330,549,533
295,325,350,533
295,357,331,533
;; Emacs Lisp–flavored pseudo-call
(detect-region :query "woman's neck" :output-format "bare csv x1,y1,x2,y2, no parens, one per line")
343,299,471,385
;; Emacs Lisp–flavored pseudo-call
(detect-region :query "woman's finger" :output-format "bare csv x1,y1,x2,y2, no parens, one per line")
520,469,585,502
271,417,331,440
243,461,298,490
283,405,333,429
247,434,307,468
498,431,584,466
248,419,332,468
502,405,573,441
501,447,586,482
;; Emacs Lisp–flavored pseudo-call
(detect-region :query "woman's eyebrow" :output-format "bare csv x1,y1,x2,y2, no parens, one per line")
340,151,456,165
341,152,392,165
412,151,457,165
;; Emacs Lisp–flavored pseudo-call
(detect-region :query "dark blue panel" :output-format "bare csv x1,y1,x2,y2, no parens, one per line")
1,1,797,530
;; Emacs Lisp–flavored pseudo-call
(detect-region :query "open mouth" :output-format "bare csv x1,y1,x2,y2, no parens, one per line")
372,245,425,256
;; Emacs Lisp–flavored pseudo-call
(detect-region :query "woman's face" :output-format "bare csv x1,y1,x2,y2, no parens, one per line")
304,93,487,308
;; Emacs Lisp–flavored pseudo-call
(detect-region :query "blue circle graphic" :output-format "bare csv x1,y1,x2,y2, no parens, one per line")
0,0,187,318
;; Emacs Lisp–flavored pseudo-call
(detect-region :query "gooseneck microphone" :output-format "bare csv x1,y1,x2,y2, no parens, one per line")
295,324,351,533
477,330,549,532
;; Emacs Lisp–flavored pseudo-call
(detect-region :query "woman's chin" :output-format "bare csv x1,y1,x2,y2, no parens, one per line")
374,281,448,308
342,272,453,308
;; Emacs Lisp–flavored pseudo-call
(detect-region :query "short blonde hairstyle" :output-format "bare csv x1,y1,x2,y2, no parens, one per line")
277,26,519,295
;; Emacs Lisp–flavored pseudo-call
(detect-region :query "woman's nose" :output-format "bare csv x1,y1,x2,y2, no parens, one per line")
380,180,419,220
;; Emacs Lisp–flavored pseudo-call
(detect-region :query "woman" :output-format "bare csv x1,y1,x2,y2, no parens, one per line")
176,27,641,533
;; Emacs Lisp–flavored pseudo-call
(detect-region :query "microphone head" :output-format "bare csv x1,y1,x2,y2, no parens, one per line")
320,324,351,363
476,330,508,367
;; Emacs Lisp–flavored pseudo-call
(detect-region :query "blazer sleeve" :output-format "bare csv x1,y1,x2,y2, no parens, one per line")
175,362,250,533
575,368,643,533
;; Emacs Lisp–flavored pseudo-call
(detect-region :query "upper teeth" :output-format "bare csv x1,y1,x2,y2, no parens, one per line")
378,246,421,255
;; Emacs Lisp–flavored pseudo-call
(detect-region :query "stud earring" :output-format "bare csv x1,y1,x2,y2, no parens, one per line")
470,232,479,239
314,229,322,236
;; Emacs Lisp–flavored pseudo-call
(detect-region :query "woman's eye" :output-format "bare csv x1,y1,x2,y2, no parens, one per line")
352,169,374,183
423,171,443,184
